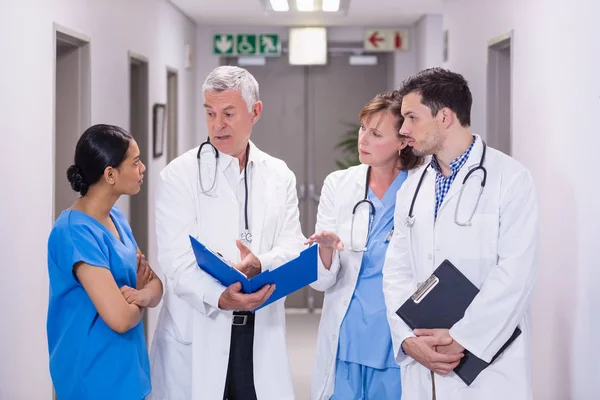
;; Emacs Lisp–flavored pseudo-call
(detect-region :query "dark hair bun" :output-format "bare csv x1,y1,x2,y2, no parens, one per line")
67,165,89,195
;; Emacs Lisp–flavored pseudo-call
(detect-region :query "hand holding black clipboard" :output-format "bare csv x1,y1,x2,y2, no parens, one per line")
396,259,521,385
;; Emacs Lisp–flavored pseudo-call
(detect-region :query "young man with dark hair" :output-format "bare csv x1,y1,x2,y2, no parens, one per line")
383,68,539,400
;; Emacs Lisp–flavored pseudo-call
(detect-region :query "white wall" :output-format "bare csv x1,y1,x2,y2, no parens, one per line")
390,37,418,90
194,25,418,140
415,14,444,71
443,0,599,398
0,0,196,398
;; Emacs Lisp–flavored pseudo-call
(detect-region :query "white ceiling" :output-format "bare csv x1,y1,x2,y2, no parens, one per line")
170,0,444,26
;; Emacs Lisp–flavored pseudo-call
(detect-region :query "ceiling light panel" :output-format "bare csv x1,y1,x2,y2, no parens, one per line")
322,0,340,12
269,0,289,11
261,0,349,14
296,0,315,12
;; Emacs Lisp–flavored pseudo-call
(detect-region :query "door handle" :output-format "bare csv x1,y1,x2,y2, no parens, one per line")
298,183,307,201
308,183,320,203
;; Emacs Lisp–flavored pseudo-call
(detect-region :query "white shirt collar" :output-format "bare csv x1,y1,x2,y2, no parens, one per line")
218,141,256,172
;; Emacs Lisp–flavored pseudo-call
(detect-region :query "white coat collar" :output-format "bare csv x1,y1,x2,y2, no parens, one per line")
465,134,485,168
353,164,370,188
244,141,275,254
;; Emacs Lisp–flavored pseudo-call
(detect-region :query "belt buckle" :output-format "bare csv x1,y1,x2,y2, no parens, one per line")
232,315,248,326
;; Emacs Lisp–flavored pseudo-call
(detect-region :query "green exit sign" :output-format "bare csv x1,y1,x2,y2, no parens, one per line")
258,34,280,56
213,34,234,55
213,34,280,57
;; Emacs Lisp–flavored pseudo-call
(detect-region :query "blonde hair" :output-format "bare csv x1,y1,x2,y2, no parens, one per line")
359,90,424,170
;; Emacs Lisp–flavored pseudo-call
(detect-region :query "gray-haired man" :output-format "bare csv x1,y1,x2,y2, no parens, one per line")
149,66,305,400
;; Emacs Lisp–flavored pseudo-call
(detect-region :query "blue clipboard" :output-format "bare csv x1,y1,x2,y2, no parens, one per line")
189,235,318,311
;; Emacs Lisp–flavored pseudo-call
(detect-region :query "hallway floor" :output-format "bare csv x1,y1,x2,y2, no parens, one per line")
286,310,322,400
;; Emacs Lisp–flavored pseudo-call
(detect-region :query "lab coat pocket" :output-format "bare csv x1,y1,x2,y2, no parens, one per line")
265,198,283,228
343,209,369,253
262,185,285,234
450,213,498,260
338,220,352,250
163,294,193,345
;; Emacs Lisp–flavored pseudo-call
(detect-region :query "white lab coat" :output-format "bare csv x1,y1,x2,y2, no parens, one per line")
149,141,305,400
309,164,417,400
382,137,539,400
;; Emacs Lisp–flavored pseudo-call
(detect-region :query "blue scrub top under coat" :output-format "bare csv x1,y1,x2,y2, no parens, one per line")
46,207,151,400
337,170,408,369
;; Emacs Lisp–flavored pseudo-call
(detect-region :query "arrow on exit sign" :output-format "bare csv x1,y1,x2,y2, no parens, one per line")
368,31,385,48
214,34,234,55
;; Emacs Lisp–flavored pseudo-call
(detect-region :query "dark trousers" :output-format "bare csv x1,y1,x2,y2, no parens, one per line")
223,311,258,400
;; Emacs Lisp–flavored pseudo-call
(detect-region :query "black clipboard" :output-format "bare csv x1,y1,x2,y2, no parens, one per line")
396,259,521,385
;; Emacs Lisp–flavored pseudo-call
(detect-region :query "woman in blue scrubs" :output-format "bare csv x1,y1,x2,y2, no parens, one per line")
307,91,424,400
46,124,163,400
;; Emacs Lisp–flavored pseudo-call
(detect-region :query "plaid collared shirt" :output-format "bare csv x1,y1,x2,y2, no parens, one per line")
431,136,476,219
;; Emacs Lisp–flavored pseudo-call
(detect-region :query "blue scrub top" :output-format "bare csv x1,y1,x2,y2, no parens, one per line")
46,207,151,400
338,170,408,369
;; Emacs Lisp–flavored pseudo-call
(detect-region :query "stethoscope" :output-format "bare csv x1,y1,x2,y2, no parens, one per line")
405,140,487,227
197,138,252,244
350,166,394,252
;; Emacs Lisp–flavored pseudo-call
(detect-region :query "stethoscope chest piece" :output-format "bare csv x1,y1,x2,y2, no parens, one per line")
240,230,252,244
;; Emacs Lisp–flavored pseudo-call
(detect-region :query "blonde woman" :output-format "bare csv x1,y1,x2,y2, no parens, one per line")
307,91,424,399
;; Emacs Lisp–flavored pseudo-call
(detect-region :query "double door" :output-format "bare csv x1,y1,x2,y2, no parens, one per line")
225,49,391,309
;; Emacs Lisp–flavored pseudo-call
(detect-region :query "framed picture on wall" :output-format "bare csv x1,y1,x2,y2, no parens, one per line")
443,30,449,62
153,103,166,158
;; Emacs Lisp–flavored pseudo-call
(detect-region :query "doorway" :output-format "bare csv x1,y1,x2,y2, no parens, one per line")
487,32,512,156
53,27,91,220
53,23,91,400
128,53,150,339
128,53,150,253
166,69,179,163
225,45,391,310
